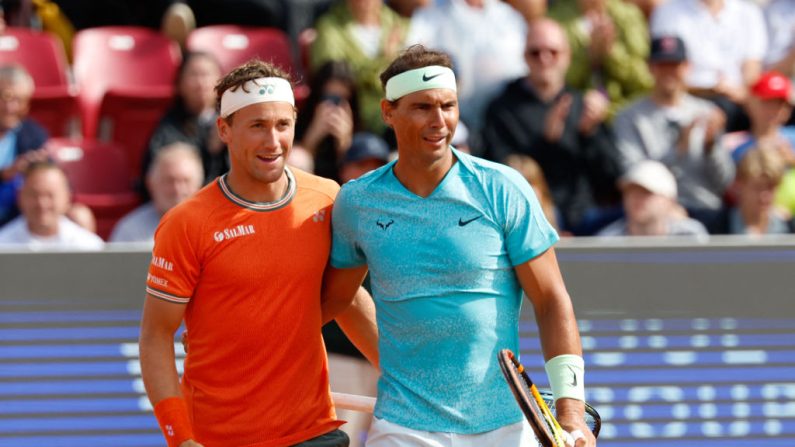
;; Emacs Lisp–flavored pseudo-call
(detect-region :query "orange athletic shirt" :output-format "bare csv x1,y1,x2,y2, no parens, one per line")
146,168,343,447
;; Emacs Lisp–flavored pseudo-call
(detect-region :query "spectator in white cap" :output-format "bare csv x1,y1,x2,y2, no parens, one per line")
598,159,709,236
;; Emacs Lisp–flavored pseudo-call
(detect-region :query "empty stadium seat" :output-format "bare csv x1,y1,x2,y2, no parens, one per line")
72,26,180,183
47,137,141,240
0,27,79,137
186,25,308,102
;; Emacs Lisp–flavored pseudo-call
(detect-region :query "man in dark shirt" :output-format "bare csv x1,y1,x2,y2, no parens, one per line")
482,18,623,235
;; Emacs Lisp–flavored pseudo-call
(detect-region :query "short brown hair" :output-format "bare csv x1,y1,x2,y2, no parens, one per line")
379,45,454,94
214,59,293,121
22,160,72,193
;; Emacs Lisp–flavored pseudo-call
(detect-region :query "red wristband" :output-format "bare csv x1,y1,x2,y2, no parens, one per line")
153,396,195,447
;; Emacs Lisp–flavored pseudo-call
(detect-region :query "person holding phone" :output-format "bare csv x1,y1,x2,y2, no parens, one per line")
295,60,362,182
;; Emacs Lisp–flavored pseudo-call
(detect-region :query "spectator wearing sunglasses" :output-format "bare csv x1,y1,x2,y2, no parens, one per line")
482,18,623,235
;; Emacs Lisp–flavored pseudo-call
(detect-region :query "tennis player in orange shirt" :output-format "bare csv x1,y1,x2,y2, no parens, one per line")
138,59,372,447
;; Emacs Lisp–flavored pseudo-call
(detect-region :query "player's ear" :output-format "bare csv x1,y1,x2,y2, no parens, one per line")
216,116,231,144
381,98,394,128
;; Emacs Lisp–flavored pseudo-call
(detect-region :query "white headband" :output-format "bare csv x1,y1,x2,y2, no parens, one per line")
220,77,294,118
385,66,456,101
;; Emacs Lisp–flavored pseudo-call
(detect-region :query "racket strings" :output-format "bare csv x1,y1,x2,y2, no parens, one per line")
544,394,601,436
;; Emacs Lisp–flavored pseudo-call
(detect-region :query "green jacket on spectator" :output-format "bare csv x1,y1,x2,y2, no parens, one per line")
310,1,409,136
548,0,653,119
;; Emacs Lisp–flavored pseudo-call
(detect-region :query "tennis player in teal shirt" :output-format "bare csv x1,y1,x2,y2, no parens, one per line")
324,45,595,447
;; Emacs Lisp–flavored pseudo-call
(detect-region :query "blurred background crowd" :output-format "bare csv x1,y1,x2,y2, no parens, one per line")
0,0,793,251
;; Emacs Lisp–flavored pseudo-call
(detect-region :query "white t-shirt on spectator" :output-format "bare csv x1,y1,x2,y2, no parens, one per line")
406,0,528,131
764,0,795,69
0,216,104,251
651,0,768,89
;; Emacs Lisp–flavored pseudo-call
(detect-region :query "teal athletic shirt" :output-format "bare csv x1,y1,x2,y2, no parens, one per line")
330,148,559,433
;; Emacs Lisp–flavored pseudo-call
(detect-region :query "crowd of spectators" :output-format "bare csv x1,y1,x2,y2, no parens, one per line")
0,0,793,250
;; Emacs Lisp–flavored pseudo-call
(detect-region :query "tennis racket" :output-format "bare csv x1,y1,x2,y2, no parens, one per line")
497,349,601,447
331,392,376,413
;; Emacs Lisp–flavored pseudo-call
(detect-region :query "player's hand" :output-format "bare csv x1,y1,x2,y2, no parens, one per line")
181,330,189,354
556,398,596,446
178,440,204,447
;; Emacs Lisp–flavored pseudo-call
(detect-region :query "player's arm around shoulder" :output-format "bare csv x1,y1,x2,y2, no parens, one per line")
514,249,596,446
320,264,368,324
321,265,379,368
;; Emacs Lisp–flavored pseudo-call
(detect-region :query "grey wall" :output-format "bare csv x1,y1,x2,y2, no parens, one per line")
2,237,793,315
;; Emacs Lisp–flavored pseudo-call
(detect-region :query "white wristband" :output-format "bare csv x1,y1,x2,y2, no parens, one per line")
544,354,585,402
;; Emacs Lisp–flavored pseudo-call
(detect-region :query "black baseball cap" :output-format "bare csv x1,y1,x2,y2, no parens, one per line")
649,36,687,63
342,132,390,165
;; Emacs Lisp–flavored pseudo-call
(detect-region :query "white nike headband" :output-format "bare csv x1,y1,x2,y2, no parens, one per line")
384,66,457,101
220,77,294,118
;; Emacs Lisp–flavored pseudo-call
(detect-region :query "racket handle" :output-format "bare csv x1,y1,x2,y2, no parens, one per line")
331,392,376,413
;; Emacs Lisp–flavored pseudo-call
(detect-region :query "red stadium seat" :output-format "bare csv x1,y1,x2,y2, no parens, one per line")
72,26,180,181
187,25,295,75
0,27,79,137
186,25,308,102
47,137,142,240
96,86,175,183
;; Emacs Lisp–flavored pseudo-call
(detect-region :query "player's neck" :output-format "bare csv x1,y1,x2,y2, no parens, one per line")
225,169,289,203
393,149,455,198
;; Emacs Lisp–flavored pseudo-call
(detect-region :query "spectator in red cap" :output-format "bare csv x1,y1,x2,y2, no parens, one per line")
731,71,795,164
730,71,795,223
